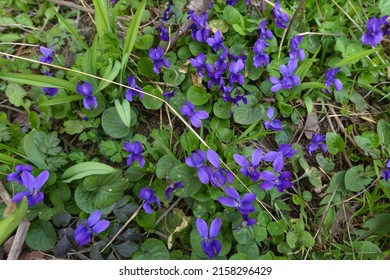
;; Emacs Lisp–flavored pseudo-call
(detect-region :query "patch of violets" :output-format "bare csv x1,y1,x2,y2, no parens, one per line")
361,16,389,47
76,81,98,110
259,171,293,192
39,45,54,64
263,107,284,131
289,35,305,61
189,12,210,42
253,20,273,68
233,148,263,182
158,2,171,41
7,163,33,185
196,217,222,259
308,133,327,156
74,210,109,246
124,141,145,168
218,187,256,216
139,188,161,214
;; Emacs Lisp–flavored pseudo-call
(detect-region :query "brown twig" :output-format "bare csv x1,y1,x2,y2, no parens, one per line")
7,220,30,260
48,0,94,13
0,180,12,206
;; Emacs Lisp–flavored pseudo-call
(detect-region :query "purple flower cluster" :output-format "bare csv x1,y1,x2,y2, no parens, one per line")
39,46,54,64
189,12,211,42
8,164,49,207
361,16,389,47
185,149,233,188
76,81,98,110
289,36,305,61
233,145,296,192
74,210,109,246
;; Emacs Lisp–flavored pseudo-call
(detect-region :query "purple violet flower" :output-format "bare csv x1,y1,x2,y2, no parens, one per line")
196,217,222,259
181,101,209,128
165,181,184,200
253,39,270,68
7,164,33,185
39,45,54,64
289,35,305,61
12,170,49,207
323,67,342,94
226,0,239,5
158,25,169,41
190,12,211,42
207,149,233,188
233,148,263,181
218,187,256,215
149,46,170,74
185,150,213,184
125,75,143,101
139,188,161,214
272,0,289,29
382,159,390,182
162,89,176,100
41,71,58,96
222,86,249,106
109,0,118,4
259,170,292,192
124,141,145,168
242,214,257,226
228,58,245,85
206,31,225,52
361,16,389,47
206,59,227,89
270,58,300,92
258,20,274,42
190,53,207,77
74,210,110,246
308,133,327,156
263,144,297,172
76,81,98,110
263,107,284,131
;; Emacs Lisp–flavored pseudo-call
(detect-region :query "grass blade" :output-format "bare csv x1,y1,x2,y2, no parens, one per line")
334,48,380,67
121,0,147,70
93,0,110,38
23,129,49,170
39,95,84,106
0,73,75,91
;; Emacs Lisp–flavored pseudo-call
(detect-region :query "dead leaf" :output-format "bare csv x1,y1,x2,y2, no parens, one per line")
304,111,319,139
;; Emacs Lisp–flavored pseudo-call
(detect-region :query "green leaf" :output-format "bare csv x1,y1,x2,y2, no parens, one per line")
180,131,200,152
137,57,155,77
286,231,298,249
267,221,285,236
136,210,157,228
187,85,210,105
0,197,28,245
63,120,84,135
156,154,180,179
0,73,75,91
25,220,56,250
5,83,26,107
98,59,121,91
23,129,49,169
344,165,373,192
74,184,114,214
377,120,390,152
0,153,25,165
93,0,110,38
102,107,131,138
298,231,315,248
334,48,380,67
223,5,244,25
209,19,229,33
55,11,88,49
233,96,265,125
141,86,163,110
169,164,202,197
39,95,84,106
352,241,382,260
326,132,345,155
62,162,116,183
115,99,132,127
122,0,147,70
135,34,154,50
132,238,169,260
233,224,259,244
